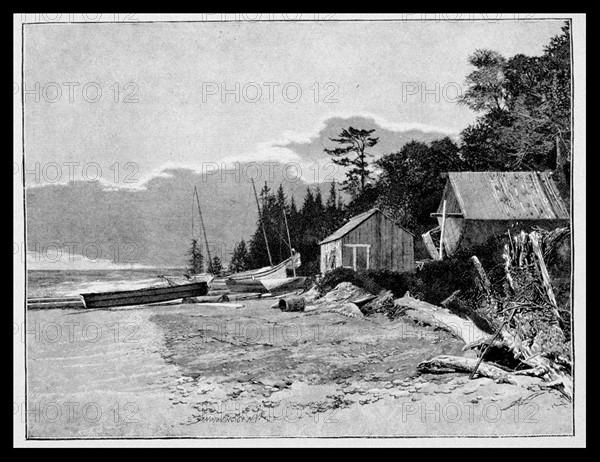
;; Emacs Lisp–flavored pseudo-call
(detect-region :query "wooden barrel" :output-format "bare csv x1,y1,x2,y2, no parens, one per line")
278,297,306,312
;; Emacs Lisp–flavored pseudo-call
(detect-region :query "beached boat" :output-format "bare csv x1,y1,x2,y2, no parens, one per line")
80,281,209,309
225,276,308,294
161,253,301,290
228,253,301,281
158,273,214,287
27,296,86,310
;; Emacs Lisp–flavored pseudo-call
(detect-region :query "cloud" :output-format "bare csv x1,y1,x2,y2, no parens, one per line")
23,113,459,191
271,113,458,164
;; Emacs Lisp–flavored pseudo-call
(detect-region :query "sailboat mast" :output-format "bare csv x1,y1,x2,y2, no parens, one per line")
194,186,212,271
251,178,273,266
282,204,296,277
191,189,195,239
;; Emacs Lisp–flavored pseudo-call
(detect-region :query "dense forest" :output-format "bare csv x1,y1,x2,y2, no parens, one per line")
225,22,572,276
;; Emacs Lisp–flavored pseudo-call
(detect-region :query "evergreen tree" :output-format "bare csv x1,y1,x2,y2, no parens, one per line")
208,255,223,276
275,184,288,262
185,238,204,276
230,239,249,273
325,182,337,211
324,127,379,198
324,181,346,235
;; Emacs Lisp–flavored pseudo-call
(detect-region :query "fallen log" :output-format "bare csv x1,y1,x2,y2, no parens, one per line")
417,355,517,384
394,293,491,347
206,289,231,296
192,302,244,309
226,292,264,301
184,295,229,304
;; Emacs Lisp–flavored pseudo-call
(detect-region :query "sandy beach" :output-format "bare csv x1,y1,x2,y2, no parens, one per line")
24,299,573,438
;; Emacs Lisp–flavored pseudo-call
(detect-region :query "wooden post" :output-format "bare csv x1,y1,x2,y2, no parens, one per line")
471,256,491,295
251,178,273,267
530,231,561,320
282,204,296,277
439,199,447,260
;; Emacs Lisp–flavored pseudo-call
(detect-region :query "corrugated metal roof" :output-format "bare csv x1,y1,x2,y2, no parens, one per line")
318,208,413,245
443,172,569,220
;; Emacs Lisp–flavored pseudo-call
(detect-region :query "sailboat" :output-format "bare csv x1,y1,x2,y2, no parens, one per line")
162,181,304,294
158,186,217,287
223,179,305,293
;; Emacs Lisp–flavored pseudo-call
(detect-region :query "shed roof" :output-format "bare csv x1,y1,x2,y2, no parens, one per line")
318,208,413,245
443,171,569,220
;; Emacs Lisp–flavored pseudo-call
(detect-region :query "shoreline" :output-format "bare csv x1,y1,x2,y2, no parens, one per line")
24,299,573,438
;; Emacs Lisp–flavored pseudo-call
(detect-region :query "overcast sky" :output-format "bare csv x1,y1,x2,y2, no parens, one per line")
23,20,565,187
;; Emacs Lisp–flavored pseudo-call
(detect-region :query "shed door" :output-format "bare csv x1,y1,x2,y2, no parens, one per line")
342,246,353,268
355,246,369,271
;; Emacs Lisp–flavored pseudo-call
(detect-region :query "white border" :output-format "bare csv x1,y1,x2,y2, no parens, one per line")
13,13,586,448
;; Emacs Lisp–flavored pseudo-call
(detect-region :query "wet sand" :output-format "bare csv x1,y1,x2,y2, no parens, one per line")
25,300,573,438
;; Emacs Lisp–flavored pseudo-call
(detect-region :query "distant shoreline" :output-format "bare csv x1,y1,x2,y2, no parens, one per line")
27,267,186,272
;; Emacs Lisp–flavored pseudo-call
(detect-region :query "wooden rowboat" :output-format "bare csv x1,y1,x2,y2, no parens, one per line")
227,253,301,281
161,253,302,291
27,296,86,310
80,281,209,309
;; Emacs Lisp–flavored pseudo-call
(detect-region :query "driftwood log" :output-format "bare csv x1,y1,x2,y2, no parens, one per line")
395,294,525,386
417,355,516,383
394,293,491,346
184,295,229,303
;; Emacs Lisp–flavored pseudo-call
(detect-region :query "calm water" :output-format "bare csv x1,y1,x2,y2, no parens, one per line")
27,268,186,298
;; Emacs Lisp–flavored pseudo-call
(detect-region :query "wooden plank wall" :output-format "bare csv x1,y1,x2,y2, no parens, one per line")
320,240,342,274
341,211,414,272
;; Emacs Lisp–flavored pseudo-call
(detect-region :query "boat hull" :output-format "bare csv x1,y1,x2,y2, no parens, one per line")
27,297,86,310
81,281,209,309
225,277,308,294
227,253,301,281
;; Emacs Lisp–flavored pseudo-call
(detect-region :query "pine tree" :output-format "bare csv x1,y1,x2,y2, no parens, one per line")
208,255,223,276
230,239,249,273
323,127,379,198
185,238,204,276
275,184,287,262
326,182,337,211
276,184,286,211
325,181,345,236
315,188,324,213
290,196,298,216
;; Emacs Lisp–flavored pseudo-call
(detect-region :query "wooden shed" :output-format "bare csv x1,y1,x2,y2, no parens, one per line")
319,208,415,274
423,171,570,259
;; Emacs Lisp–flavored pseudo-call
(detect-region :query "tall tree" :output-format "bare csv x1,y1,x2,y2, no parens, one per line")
230,239,249,273
324,127,379,198
459,22,571,195
208,255,223,276
376,137,464,234
185,238,204,276
325,181,337,211
459,49,508,113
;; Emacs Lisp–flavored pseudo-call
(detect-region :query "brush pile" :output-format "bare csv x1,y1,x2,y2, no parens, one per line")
414,227,573,399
